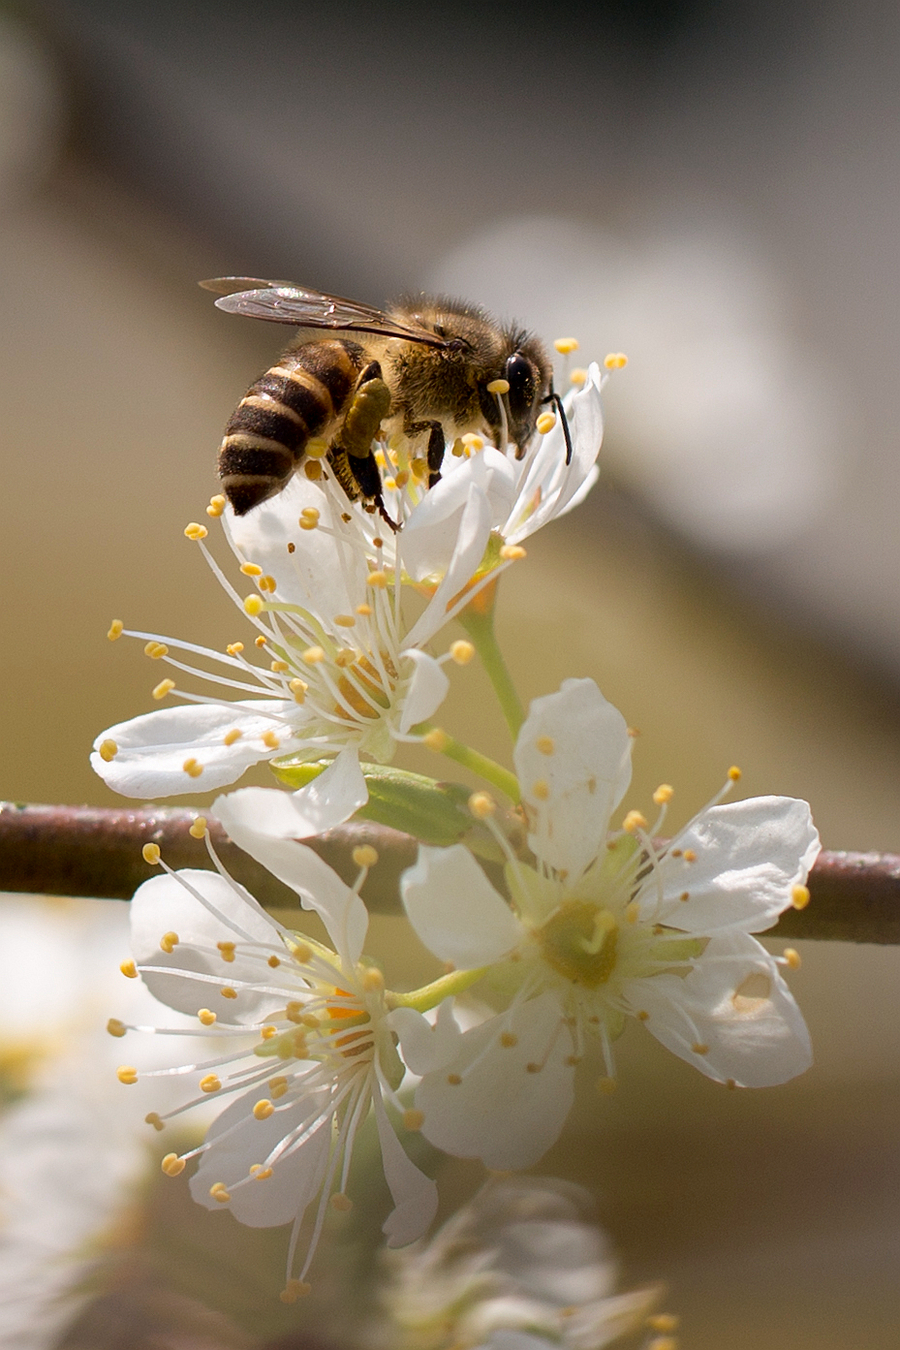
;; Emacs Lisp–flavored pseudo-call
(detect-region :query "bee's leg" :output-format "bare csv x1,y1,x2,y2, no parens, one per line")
404,418,445,488
347,447,400,533
330,364,399,530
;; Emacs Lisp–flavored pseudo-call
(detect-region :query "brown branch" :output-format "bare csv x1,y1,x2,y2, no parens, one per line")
0,802,898,943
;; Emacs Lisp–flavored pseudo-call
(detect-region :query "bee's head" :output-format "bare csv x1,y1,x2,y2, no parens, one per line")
479,332,553,458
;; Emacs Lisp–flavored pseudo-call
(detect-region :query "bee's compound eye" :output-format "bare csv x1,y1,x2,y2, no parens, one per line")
504,353,537,420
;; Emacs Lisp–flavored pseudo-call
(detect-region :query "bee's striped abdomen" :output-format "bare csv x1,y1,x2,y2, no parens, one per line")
218,340,362,515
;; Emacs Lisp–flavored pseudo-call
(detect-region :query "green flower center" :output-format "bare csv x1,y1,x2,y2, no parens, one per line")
538,900,620,987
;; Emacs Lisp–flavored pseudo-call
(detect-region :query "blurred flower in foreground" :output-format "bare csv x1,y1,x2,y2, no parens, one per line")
112,817,449,1303
401,678,819,1169
371,1176,668,1350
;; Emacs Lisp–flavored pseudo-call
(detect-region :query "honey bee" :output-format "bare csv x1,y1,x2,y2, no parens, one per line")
202,278,572,524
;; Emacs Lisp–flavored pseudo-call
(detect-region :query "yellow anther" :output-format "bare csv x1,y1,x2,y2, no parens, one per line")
198,1008,216,1026
728,765,742,781
421,728,450,753
261,730,280,749
499,543,527,560
267,954,281,968
625,900,640,924
355,602,372,617
220,987,237,999
117,1066,138,1085
449,639,475,665
603,352,628,369
647,1339,678,1350
653,784,674,805
269,1075,288,1097
330,615,355,633
569,367,587,386
648,1315,680,1334
394,469,410,488
636,1009,649,1021
189,816,207,839
302,645,325,664
410,458,428,480
270,659,290,673
462,432,485,451
304,460,323,480
554,336,580,354
680,891,690,902
469,791,496,820
98,738,118,762
403,1108,425,1131
279,1279,311,1304
184,522,208,541
259,574,277,593
300,506,321,523
499,1031,518,1048
622,810,648,834
536,411,557,434
596,1076,617,1095
243,594,264,617
145,1112,164,1131
260,1025,278,1039
253,1099,275,1120
536,735,555,755
366,570,388,589
285,1001,304,1023
226,642,245,656
106,1018,127,1038
487,378,510,394
120,959,138,979
182,758,203,778
223,727,243,745
383,477,397,491
299,516,317,531
331,1192,353,1212
334,647,355,668
142,842,161,865
291,942,312,964
362,967,384,993
531,779,551,801
161,1153,186,1176
783,947,802,970
255,635,267,648
447,1073,462,1086
251,1165,274,1179
209,1182,231,1203
160,931,179,954
682,848,697,863
288,678,308,703
305,438,328,459
451,436,465,457
241,562,264,577
199,1074,221,1093
352,844,379,869
152,678,175,700
107,619,124,641
206,494,226,517
691,1042,709,1056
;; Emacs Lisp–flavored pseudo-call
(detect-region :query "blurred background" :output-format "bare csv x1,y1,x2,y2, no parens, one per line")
1,1,899,1346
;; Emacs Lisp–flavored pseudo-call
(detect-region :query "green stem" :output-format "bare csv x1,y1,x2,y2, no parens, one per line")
458,602,525,741
414,723,520,803
387,965,491,1014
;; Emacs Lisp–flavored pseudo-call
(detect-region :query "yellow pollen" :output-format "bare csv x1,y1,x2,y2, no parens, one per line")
226,642,244,656
536,735,555,754
120,959,138,979
107,619,124,641
223,728,243,745
259,574,277,593
728,765,742,781
285,1001,304,1023
289,678,308,702
366,570,388,588
299,517,317,531
569,367,587,385
451,437,465,457
468,791,496,819
525,1062,541,1074
106,1018,126,1038
352,844,379,868
410,458,428,480
152,678,175,700
393,469,410,488
636,1009,649,1021
361,967,384,993
622,810,647,833
117,1066,137,1085
334,614,357,630
596,1076,617,1094
253,1099,275,1120
554,336,580,354
333,647,356,668
98,738,118,762
217,941,236,963
200,1074,222,1093
198,1009,216,1026
270,659,289,672
207,494,226,517
260,1025,277,1039
159,931,179,953
423,728,450,752
383,477,397,491
487,378,510,394
499,544,527,560
143,640,168,659
647,1339,678,1350
531,779,550,801
306,438,328,459
304,461,323,480
680,891,690,902
403,1108,425,1131
330,1191,353,1213
300,507,321,524
280,1280,311,1304
251,1165,274,1179
302,645,325,664
209,1183,231,1203
220,987,237,999
603,352,628,369
142,843,161,865
184,521,208,540
161,1153,185,1176
182,758,203,778
292,944,312,964
449,639,475,665
268,955,281,968
189,816,207,839
536,411,556,435
682,849,697,863
355,602,372,616
243,594,264,617
447,1073,462,1086
648,1315,680,1334
145,1112,164,1131
653,784,674,804
499,1032,518,1048
261,730,280,749
791,884,811,910
255,635,267,647
691,1042,709,1056
783,947,802,970
625,900,640,923
269,1076,288,1097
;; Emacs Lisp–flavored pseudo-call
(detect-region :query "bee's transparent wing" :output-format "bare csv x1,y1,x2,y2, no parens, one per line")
201,279,448,346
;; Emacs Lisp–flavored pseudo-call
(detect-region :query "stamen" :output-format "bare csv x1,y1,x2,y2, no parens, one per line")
554,337,579,354
161,1153,186,1176
145,1112,164,1131
536,735,554,754
98,739,118,762
120,959,138,978
791,885,810,910
253,1099,275,1120
499,544,526,560
182,758,203,778
199,1074,222,1093
160,931,179,953
352,845,378,869
402,1108,424,1131
223,728,243,745
244,595,264,617
207,494,226,518
536,411,556,434
569,368,587,386
468,791,496,819
152,678,176,700
449,640,474,665
107,619,124,641
184,522,208,541
198,1009,216,1026
189,816,207,839
142,843,161,866
280,1279,311,1304
603,353,628,369
106,1018,126,1038
622,810,648,833
117,1066,138,1085
423,728,450,752
144,641,169,659
653,784,674,805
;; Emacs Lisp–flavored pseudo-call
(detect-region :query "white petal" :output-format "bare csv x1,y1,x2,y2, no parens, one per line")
214,747,368,841
91,700,300,798
415,994,575,1169
190,1083,332,1227
402,845,522,968
514,680,631,878
403,486,493,648
623,930,811,1087
400,456,494,582
372,1088,438,1247
130,870,283,1022
388,1002,464,1075
656,796,820,934
399,650,451,733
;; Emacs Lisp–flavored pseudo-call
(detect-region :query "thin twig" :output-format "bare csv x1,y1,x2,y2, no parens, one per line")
0,802,898,943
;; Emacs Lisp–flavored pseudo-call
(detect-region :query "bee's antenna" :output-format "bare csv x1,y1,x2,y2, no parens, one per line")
543,384,573,466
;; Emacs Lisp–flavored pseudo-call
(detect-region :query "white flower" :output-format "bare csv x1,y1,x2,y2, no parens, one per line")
113,813,444,1300
373,1176,662,1350
401,679,819,1170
